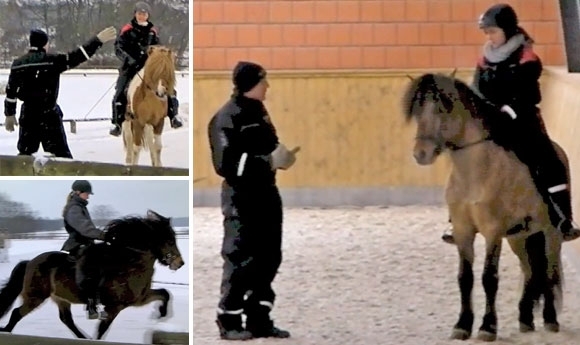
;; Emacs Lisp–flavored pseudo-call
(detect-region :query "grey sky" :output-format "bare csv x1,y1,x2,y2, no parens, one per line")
0,180,189,219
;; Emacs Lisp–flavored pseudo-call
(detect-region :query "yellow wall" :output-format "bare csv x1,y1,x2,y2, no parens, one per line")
192,69,481,189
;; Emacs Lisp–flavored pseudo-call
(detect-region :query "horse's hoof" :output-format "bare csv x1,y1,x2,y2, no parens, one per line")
519,322,535,333
477,330,497,342
544,322,560,333
450,328,471,340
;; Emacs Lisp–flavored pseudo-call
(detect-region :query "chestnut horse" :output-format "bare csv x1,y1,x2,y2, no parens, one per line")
0,210,184,340
123,45,177,167
402,72,566,341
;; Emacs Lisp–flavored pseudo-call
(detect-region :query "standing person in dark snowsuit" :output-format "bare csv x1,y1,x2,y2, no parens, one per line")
61,180,112,320
208,61,300,340
441,3,580,244
109,1,183,137
2,27,117,158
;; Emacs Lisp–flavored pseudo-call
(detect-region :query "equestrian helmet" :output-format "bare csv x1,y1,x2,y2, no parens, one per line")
72,180,93,195
134,1,151,14
478,3,519,38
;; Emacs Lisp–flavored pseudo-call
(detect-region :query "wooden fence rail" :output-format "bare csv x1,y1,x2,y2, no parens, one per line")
0,331,189,344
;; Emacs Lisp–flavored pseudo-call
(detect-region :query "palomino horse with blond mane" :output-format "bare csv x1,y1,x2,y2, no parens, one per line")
123,45,177,167
402,72,568,342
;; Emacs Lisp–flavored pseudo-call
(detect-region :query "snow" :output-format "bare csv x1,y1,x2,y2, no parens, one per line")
0,70,190,169
0,234,189,343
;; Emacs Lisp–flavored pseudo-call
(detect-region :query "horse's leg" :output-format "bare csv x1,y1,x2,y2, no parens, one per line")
477,235,502,341
450,231,476,340
132,122,145,165
506,236,538,332
152,124,163,167
541,228,562,332
143,124,157,167
140,288,172,320
55,299,90,339
95,305,125,340
0,297,45,332
122,120,133,165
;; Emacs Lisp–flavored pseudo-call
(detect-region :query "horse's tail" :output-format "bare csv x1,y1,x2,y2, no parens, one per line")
0,260,29,318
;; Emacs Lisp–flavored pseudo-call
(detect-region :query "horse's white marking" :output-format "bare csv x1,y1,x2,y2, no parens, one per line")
127,68,145,114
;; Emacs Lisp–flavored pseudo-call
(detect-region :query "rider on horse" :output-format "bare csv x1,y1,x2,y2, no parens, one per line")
441,3,580,244
61,180,112,320
109,1,183,137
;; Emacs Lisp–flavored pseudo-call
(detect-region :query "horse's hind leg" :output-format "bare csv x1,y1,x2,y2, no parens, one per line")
0,297,45,332
55,299,90,339
477,236,502,342
542,230,562,332
152,125,163,167
509,233,545,333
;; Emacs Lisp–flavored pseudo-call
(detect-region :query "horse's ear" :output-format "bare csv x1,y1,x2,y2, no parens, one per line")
449,68,457,78
147,209,161,220
406,75,414,81
147,46,155,55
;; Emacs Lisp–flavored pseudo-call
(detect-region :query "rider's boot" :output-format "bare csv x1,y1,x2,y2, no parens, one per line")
167,95,183,129
109,102,125,137
548,187,580,242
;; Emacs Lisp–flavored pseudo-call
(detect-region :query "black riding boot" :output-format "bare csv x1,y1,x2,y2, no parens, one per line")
245,305,290,339
547,188,580,242
167,96,182,129
216,314,252,341
109,102,126,137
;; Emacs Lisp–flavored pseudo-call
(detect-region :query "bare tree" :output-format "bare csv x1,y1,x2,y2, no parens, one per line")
90,204,119,226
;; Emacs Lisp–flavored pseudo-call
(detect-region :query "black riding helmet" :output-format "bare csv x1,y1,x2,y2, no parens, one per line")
72,180,93,195
478,3,519,39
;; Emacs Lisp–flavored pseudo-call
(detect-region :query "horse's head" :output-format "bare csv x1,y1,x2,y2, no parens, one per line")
402,71,483,165
143,45,177,99
145,209,184,270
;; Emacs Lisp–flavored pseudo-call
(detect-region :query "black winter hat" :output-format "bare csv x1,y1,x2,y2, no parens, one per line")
29,29,48,48
478,3,519,38
232,61,267,93
134,1,151,14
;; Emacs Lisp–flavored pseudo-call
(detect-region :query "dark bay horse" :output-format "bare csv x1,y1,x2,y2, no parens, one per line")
0,210,184,340
402,73,565,341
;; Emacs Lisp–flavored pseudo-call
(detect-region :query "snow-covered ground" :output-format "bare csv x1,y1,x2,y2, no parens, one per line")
0,232,189,343
0,70,190,169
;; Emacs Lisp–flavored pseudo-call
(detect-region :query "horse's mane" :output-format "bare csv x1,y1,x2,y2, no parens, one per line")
401,73,515,149
102,215,174,250
143,46,176,93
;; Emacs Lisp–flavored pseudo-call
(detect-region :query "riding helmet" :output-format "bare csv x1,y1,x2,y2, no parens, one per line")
72,180,94,195
478,3,519,38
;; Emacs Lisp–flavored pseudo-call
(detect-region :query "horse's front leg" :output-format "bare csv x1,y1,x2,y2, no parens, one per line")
95,304,124,340
477,235,502,342
451,232,476,340
138,288,173,320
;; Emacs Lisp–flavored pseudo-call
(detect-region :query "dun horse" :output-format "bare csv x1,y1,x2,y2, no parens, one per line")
123,45,177,167
0,210,184,340
402,73,566,341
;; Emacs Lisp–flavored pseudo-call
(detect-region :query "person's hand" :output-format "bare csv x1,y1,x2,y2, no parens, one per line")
4,115,17,132
270,144,300,170
96,26,117,43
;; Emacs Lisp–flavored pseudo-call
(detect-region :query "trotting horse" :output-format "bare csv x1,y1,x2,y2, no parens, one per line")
402,72,566,341
123,45,177,167
0,210,184,340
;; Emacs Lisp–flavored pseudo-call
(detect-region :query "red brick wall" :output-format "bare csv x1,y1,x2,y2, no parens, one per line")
193,0,565,70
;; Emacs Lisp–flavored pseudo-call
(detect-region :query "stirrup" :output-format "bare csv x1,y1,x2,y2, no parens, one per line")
558,219,580,242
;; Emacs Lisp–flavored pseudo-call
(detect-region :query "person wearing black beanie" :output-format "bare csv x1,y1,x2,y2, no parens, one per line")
207,60,300,340
441,3,580,245
2,26,117,160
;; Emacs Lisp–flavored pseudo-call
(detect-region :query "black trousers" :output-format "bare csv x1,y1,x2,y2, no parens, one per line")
17,103,72,159
218,183,283,316
73,244,103,302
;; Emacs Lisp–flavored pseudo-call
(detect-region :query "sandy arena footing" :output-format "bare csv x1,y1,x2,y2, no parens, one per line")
193,205,580,345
